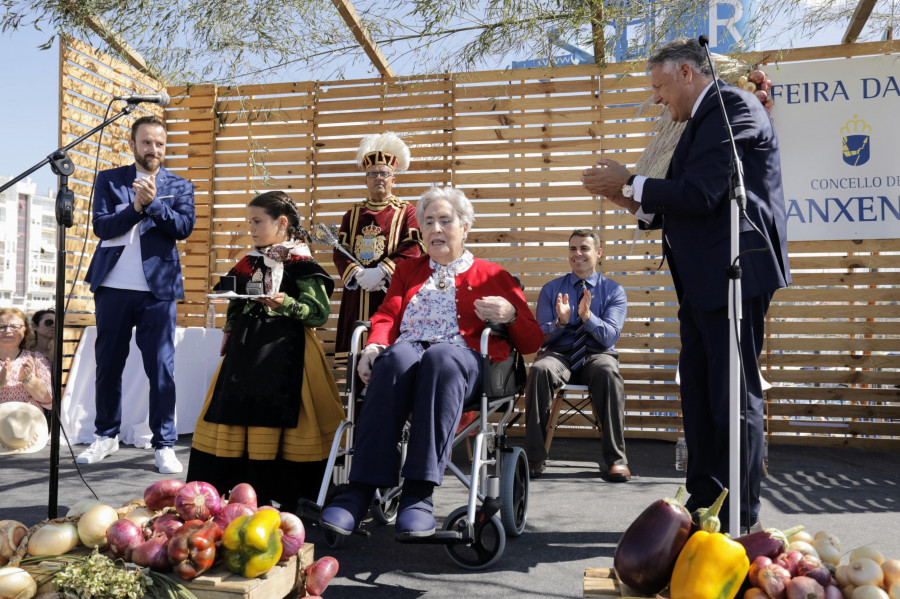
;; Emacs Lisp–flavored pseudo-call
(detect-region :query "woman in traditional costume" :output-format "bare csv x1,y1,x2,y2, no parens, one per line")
187,191,345,509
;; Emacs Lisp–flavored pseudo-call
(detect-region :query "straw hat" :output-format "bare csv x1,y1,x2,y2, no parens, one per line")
0,402,49,455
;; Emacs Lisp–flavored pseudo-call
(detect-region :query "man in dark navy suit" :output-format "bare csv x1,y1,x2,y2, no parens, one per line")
581,38,790,529
77,115,195,474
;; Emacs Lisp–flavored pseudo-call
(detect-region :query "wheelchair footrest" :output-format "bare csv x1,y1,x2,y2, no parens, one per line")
395,529,470,545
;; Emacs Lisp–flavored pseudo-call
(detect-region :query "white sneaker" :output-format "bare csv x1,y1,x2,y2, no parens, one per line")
76,435,119,464
154,447,183,474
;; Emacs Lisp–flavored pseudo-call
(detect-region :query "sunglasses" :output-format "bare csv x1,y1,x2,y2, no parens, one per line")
42,319,55,326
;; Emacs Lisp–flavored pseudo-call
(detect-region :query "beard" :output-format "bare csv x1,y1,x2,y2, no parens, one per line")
135,151,162,172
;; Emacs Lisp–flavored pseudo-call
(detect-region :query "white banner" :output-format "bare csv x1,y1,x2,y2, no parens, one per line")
770,55,900,241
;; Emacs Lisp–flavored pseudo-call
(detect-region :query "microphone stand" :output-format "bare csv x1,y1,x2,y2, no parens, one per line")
698,36,748,536
0,103,137,518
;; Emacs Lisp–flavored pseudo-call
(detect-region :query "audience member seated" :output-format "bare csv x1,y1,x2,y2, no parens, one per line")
30,308,56,364
522,229,630,481
0,307,53,411
187,191,345,509
320,186,543,539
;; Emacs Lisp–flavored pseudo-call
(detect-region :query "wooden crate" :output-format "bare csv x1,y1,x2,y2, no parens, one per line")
32,542,314,599
583,568,668,598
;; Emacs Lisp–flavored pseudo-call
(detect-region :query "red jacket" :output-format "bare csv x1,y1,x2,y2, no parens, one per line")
368,255,543,362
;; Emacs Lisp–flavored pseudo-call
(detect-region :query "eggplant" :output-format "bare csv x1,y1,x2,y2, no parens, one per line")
613,486,693,596
735,525,806,563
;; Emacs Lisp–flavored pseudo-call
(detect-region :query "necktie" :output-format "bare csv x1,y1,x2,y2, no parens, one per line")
570,279,588,372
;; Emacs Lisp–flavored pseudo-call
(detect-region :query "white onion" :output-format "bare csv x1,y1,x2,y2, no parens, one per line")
0,566,36,599
0,521,27,566
66,499,104,518
26,522,79,557
77,504,119,549
123,507,156,528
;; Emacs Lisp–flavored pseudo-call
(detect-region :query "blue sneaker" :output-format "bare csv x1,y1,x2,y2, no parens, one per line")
320,485,374,535
395,493,436,539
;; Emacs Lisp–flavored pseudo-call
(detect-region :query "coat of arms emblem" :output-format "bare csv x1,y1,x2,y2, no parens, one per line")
355,223,386,265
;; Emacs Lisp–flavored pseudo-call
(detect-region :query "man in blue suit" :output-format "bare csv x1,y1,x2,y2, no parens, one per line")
581,38,790,529
77,115,195,474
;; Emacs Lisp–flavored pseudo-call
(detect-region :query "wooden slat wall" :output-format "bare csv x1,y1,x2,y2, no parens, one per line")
62,39,900,450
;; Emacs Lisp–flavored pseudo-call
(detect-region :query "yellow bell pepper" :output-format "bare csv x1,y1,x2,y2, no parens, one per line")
222,510,283,578
669,530,749,599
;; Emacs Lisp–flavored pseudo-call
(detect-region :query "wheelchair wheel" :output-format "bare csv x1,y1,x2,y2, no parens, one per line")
499,446,529,537
371,487,400,524
442,506,506,570
322,526,346,549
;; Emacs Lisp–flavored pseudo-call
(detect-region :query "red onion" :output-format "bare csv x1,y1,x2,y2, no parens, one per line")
775,550,804,577
175,481,221,521
785,576,824,599
212,503,256,532
305,556,339,596
228,483,258,509
797,555,831,587
131,533,172,571
278,512,305,558
106,519,145,561
144,479,186,512
151,513,185,539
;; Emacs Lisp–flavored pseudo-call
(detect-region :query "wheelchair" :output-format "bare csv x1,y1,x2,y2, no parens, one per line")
298,321,530,570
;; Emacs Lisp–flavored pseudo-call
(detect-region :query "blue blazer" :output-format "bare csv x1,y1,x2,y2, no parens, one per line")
85,164,195,301
641,82,791,312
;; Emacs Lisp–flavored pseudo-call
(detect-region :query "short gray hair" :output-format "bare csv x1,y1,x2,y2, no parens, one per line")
416,187,476,228
646,37,713,78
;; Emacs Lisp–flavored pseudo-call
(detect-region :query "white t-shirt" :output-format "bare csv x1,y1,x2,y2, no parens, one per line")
99,171,151,292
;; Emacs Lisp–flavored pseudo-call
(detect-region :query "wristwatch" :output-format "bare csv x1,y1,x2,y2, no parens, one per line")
621,174,637,199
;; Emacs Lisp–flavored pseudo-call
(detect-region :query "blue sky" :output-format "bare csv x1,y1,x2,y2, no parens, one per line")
1,15,849,197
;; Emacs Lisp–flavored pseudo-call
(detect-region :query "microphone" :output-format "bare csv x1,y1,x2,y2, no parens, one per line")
698,34,709,47
116,92,170,106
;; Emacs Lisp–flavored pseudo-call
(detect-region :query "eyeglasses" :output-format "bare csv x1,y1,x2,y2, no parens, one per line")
0,324,24,332
366,171,393,179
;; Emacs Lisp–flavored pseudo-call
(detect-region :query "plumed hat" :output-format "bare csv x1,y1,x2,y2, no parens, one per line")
0,402,49,455
356,132,410,173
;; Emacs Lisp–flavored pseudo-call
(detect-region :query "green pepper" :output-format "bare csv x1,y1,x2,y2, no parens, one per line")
222,510,283,578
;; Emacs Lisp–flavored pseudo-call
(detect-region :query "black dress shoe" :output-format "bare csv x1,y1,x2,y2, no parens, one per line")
528,460,545,478
602,464,631,482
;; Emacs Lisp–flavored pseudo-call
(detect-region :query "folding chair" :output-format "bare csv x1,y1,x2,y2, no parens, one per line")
544,384,601,454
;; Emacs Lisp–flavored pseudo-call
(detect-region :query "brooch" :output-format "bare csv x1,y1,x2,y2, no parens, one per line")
437,280,447,290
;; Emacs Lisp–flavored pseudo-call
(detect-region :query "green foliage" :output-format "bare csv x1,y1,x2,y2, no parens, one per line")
0,0,895,85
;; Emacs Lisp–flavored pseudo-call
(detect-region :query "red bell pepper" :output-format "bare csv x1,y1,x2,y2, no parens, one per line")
167,519,222,580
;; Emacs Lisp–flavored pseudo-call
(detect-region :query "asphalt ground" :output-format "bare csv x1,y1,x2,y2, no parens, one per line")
3,434,899,598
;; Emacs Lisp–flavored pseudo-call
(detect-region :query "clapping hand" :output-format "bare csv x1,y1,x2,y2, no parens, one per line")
17,356,36,384
0,358,10,386
556,293,572,326
132,175,157,212
578,288,593,323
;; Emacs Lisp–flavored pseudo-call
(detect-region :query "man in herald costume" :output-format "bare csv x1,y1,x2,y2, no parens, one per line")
334,132,423,359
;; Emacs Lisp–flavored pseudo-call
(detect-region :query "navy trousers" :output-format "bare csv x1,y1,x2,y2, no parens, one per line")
349,342,483,487
93,287,177,448
679,291,771,527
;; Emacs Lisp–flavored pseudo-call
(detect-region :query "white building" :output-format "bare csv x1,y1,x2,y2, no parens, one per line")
0,176,57,312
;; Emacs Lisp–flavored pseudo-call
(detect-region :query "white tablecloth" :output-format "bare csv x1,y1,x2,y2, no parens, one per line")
61,326,223,448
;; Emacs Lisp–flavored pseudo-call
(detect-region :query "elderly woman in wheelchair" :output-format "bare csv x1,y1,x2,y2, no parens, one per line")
320,186,543,541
